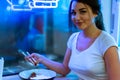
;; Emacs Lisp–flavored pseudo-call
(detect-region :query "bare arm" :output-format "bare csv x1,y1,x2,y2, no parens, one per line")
104,46,120,80
40,48,71,76
26,48,71,76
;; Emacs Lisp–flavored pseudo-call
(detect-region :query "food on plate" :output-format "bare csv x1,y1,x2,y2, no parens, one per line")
29,72,51,79
30,75,51,79
19,69,56,79
29,72,36,79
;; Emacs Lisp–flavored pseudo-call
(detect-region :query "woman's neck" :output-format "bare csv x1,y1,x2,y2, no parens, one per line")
81,25,101,38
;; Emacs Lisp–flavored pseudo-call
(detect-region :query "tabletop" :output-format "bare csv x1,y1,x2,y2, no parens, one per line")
3,75,21,80
3,72,79,80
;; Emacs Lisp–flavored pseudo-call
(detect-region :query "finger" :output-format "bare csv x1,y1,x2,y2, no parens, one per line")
29,58,36,65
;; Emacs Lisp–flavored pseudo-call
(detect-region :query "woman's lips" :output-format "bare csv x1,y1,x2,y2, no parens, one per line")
75,22,82,26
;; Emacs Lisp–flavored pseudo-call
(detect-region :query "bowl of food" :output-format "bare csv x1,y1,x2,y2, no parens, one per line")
19,69,56,80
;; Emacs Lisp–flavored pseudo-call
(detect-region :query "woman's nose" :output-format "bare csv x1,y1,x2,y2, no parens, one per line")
75,13,81,21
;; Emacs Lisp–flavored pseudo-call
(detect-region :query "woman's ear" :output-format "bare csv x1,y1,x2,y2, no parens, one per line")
93,10,99,18
93,13,98,18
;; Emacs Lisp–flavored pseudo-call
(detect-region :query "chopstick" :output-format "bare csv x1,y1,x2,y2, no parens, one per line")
18,49,27,56
18,49,37,66
26,51,37,65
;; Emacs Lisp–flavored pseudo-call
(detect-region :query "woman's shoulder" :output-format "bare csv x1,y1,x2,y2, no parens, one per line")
70,32,79,37
69,32,79,40
67,32,79,49
98,31,118,55
99,31,115,41
98,31,117,47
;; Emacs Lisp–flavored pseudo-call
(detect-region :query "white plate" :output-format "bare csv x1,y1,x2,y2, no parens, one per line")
19,69,56,80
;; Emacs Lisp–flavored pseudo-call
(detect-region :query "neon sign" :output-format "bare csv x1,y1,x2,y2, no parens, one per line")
7,0,59,11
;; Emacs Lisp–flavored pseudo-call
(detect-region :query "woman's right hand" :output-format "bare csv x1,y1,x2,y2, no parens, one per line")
25,53,45,66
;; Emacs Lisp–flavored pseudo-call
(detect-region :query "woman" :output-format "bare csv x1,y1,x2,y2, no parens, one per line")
25,0,120,79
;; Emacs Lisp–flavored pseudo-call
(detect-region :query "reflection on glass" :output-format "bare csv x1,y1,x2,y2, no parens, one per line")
1,0,69,76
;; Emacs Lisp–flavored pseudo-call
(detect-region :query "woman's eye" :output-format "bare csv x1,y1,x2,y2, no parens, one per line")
70,12,76,15
80,10,87,14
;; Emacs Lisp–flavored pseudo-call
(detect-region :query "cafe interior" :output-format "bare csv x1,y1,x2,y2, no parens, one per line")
0,0,120,79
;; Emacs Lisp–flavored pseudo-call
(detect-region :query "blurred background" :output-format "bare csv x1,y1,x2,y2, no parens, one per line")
0,0,120,76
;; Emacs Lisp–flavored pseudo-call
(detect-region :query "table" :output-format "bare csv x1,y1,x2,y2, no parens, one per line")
3,72,79,80
3,75,76,80
3,75,21,80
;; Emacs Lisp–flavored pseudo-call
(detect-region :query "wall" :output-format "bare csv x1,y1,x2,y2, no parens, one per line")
53,30,71,56
101,0,112,33
52,0,71,56
53,12,70,56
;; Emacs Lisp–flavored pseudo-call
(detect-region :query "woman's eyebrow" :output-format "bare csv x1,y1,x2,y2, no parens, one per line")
71,8,86,11
79,8,86,10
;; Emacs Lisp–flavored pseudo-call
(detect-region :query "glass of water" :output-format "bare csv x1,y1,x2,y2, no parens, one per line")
0,57,4,80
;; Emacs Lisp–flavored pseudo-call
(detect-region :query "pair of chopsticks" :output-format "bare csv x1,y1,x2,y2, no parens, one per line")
18,49,37,66
18,49,30,57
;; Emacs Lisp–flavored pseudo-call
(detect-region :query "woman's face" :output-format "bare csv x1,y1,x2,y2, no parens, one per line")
71,1,97,30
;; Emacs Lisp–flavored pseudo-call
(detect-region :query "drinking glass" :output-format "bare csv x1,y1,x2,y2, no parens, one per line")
0,57,4,80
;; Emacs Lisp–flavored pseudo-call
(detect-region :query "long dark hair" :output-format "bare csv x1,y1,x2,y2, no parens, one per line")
68,0,105,32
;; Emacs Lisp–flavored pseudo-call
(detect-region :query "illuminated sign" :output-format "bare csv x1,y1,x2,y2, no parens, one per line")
7,0,59,11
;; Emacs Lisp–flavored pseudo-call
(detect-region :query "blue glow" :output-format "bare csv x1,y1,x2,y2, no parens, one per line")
118,3,120,46
6,0,59,11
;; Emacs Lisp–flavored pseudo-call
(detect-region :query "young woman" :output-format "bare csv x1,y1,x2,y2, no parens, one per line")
25,0,120,79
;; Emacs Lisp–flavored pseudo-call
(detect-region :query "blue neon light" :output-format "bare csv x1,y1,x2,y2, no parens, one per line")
7,0,59,11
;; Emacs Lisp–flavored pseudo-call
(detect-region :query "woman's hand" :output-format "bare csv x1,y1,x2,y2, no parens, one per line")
25,53,45,66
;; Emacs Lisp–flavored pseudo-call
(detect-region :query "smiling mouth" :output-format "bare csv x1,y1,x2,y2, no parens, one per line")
76,22,82,26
